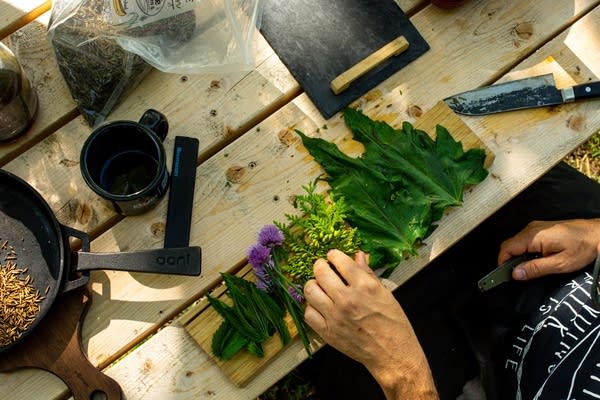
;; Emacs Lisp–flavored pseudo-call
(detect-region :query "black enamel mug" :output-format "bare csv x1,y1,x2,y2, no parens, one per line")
80,109,170,216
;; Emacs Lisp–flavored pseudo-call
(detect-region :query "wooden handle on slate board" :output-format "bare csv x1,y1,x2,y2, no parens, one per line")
330,35,409,95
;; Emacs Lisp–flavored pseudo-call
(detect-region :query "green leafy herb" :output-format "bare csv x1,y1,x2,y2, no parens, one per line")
275,180,361,284
208,273,290,360
296,108,488,273
247,225,314,357
211,321,248,360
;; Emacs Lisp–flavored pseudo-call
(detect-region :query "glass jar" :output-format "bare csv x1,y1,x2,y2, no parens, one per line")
0,42,38,141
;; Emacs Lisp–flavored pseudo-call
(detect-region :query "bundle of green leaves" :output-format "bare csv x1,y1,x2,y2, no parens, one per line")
209,189,361,360
276,180,361,284
208,273,289,359
296,107,488,274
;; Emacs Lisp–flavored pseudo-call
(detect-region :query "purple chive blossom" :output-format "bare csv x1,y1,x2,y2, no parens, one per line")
247,244,274,292
257,224,284,248
287,284,305,303
254,267,273,292
247,244,271,269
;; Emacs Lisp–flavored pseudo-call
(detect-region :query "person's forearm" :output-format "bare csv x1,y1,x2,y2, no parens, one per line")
304,250,441,399
369,351,439,400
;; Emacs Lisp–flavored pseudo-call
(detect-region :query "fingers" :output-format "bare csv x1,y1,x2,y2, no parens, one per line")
512,258,550,281
307,251,363,310
313,256,348,297
498,234,534,265
354,251,373,274
327,249,372,286
498,242,526,265
513,252,582,280
498,220,599,281
303,302,327,334
303,279,333,330
305,250,372,333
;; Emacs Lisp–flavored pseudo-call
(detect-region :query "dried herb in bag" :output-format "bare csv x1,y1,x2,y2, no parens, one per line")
48,0,152,126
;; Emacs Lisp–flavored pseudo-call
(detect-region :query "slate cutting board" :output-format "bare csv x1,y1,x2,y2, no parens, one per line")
259,0,430,119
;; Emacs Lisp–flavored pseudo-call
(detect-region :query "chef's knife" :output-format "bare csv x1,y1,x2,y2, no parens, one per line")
444,74,600,115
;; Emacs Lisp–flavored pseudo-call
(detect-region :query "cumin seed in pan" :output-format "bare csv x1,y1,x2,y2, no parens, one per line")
0,246,43,348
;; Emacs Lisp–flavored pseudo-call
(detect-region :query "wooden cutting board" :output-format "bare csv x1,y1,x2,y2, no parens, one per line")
181,102,494,387
0,287,123,399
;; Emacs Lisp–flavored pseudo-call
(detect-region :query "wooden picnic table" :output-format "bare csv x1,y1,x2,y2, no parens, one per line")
1,0,600,398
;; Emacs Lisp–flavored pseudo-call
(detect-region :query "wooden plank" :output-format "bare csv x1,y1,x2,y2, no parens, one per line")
1,1,598,399
0,18,297,400
0,0,424,230
0,0,50,40
183,101,494,387
0,1,425,398
68,0,600,374
1,11,79,167
1,35,292,231
100,6,600,399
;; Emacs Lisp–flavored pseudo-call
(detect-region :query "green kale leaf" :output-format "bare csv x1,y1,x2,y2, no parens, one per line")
297,108,488,273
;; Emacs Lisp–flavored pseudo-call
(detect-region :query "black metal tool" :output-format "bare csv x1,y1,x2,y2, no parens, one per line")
477,253,540,292
164,136,199,248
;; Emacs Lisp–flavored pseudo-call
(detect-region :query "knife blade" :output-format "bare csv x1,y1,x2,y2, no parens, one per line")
444,74,600,115
477,253,540,292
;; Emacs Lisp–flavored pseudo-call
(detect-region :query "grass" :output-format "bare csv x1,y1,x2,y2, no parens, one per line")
258,363,318,400
564,130,600,182
256,130,600,400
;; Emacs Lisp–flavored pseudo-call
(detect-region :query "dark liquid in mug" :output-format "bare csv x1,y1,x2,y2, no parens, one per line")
99,150,158,195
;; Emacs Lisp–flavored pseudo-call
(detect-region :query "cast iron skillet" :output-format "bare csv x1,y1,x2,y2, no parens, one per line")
0,169,201,353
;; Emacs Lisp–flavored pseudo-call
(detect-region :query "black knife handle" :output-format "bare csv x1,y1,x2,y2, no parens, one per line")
164,136,199,248
572,81,600,101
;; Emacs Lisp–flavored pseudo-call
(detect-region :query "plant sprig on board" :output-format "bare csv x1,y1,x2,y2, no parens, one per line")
210,189,360,360
276,180,361,284
208,273,289,359
246,224,313,356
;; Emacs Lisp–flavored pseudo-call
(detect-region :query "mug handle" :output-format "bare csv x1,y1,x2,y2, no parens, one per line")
139,109,169,142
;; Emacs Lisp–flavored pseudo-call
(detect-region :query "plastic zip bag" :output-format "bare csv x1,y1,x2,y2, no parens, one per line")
109,0,263,74
48,0,153,126
48,0,263,127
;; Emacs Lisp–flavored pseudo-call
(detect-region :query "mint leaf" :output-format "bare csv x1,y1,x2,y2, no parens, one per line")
208,273,291,359
212,321,249,360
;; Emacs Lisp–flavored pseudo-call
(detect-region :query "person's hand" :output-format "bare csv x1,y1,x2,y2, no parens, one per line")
498,219,600,281
304,249,438,400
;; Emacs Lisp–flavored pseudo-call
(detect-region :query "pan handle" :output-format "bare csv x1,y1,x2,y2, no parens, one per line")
74,246,202,276
61,225,92,293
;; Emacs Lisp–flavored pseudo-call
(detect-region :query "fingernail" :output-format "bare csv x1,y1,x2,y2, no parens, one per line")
513,267,526,280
